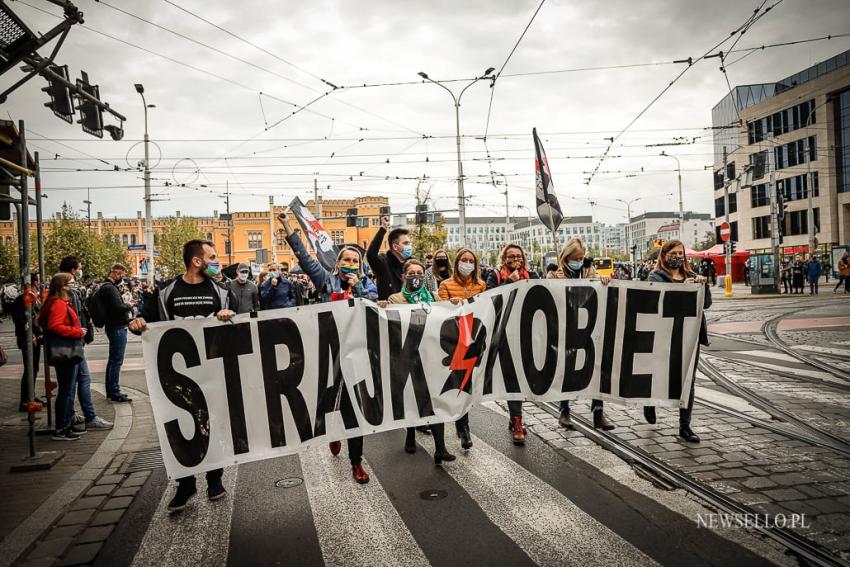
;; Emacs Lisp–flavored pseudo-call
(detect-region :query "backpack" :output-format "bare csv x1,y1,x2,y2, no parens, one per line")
85,283,108,328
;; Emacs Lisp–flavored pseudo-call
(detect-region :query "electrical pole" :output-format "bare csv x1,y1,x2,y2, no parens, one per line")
722,146,732,296
660,151,685,246
313,178,322,220
19,121,35,457
34,152,52,427
136,85,155,285
226,181,232,265
269,195,276,263
83,187,91,233
767,135,781,293
617,197,641,276
503,176,510,243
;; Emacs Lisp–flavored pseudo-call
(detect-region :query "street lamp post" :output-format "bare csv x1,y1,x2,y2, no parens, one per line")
659,151,685,245
418,68,495,248
134,83,154,285
616,196,641,276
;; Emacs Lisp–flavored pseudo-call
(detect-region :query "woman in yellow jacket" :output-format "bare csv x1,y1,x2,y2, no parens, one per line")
438,248,486,450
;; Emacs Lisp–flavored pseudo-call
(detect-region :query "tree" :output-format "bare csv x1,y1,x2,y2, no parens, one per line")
156,217,204,279
411,220,447,258
0,238,18,282
695,230,717,251
44,204,128,280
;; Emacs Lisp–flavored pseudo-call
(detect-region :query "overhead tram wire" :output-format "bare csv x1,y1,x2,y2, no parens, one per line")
583,0,780,187
484,0,547,140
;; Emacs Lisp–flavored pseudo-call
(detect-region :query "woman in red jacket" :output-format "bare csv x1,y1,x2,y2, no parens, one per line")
37,273,86,440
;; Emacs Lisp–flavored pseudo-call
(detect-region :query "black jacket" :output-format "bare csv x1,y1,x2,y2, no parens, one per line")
366,226,405,301
100,280,132,328
647,268,711,345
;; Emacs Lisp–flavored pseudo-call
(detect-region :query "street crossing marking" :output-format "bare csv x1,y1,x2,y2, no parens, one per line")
132,468,238,567
731,350,800,364
299,446,430,567
792,345,850,357
414,434,656,566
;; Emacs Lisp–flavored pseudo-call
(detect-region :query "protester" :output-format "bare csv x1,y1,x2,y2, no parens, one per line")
781,260,792,294
821,256,830,284
437,248,486,450
791,256,805,294
554,238,615,431
38,273,86,440
366,216,411,299
383,259,456,465
486,244,534,445
59,256,110,431
806,255,821,295
643,239,710,443
279,213,376,483
99,263,133,403
260,262,296,310
11,274,42,412
229,263,260,314
424,248,452,294
835,251,850,293
128,239,234,512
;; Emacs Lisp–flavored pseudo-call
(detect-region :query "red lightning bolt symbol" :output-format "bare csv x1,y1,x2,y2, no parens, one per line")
450,313,478,395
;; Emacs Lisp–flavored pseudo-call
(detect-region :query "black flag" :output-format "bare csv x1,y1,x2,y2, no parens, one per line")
288,196,339,271
533,128,563,232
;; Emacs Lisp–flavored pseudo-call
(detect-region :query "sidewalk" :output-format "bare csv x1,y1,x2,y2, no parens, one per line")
709,281,850,300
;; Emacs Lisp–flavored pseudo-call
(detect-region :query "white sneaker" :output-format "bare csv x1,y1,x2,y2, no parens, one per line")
86,416,113,430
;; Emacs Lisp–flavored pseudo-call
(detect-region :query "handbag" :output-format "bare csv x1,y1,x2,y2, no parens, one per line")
45,304,84,365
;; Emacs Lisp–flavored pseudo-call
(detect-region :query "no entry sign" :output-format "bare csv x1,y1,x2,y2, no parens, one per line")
719,222,731,242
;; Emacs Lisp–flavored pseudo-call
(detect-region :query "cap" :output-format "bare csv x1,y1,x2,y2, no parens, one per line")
238,263,249,271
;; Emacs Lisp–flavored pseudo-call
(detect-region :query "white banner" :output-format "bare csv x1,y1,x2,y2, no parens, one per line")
143,279,704,478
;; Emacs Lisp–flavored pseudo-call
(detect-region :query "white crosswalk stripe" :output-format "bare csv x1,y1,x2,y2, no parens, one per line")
792,344,850,357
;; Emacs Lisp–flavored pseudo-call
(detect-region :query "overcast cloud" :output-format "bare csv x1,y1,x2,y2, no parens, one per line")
3,0,850,225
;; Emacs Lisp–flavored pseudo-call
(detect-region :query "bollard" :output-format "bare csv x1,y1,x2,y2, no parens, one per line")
725,274,733,297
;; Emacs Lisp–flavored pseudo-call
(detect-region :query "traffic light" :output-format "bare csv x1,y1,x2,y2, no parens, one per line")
346,208,357,227
415,204,428,225
76,71,103,138
730,241,736,254
41,64,74,123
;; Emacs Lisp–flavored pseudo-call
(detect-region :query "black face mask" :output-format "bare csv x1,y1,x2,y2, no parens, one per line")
405,275,423,291
435,258,449,269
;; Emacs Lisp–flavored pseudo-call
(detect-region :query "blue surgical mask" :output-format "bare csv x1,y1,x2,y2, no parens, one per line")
567,260,583,271
401,245,413,259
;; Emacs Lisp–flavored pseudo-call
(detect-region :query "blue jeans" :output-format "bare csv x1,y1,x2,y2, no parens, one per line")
73,355,96,422
105,326,128,398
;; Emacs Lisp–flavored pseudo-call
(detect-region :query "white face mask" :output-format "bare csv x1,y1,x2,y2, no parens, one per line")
458,261,475,276
237,272,249,282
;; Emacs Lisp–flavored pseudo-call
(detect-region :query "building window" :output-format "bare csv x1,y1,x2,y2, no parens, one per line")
122,234,129,246
728,193,737,214
748,99,815,143
206,232,213,241
752,216,771,240
836,89,850,193
778,172,819,202
781,208,819,236
224,240,231,255
247,231,263,249
130,234,137,245
750,184,769,208
774,136,816,170
331,230,345,244
749,150,769,180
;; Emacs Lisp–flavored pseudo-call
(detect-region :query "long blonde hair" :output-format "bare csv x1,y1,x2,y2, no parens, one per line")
558,237,586,271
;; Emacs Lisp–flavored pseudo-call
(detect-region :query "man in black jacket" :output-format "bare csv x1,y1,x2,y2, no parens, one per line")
100,263,133,402
366,216,412,300
129,239,233,513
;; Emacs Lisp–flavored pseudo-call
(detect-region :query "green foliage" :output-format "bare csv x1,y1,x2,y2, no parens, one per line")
156,217,204,279
43,204,128,281
0,238,18,282
695,230,717,251
411,220,447,258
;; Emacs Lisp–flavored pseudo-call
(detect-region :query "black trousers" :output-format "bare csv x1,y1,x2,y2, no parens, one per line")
406,424,448,454
646,345,699,428
347,436,363,466
507,400,523,418
18,340,40,405
177,468,223,491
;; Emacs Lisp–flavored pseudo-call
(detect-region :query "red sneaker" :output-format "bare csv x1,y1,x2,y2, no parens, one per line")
352,464,370,484
329,441,342,456
509,416,526,445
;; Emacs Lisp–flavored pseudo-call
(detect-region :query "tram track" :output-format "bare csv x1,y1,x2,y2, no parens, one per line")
536,401,848,567
763,315,850,383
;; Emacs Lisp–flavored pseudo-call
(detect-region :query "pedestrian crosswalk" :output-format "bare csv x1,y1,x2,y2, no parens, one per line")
116,405,772,567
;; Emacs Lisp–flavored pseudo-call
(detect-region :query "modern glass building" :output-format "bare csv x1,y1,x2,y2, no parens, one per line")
710,49,850,254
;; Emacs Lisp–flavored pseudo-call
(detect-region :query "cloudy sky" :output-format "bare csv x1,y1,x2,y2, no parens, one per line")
4,0,850,225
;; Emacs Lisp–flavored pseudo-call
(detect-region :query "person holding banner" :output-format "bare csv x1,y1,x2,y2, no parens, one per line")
279,213,376,483
437,248,486,450
384,259,457,465
486,244,535,445
643,239,711,444
555,238,616,432
128,239,235,512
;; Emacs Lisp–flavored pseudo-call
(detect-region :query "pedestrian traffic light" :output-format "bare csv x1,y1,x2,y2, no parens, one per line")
41,64,74,123
416,204,428,225
76,71,103,138
346,208,357,227
730,241,736,254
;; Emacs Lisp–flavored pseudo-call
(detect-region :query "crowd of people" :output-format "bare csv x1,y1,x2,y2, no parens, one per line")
19,219,850,517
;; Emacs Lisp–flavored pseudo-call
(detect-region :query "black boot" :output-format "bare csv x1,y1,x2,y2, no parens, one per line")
643,407,656,424
679,425,700,443
405,428,417,454
457,423,473,450
593,411,615,431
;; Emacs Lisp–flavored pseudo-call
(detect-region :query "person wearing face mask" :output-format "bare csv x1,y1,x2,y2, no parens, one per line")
260,262,297,310
486,244,536,445
642,239,711,444
229,263,260,314
425,248,453,294
279,213,377,483
129,239,234,512
367,216,412,300
555,238,615,432
437,248,486,449
381,259,456,466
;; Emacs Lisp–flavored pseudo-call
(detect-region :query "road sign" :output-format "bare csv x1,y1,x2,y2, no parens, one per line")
127,244,146,251
719,222,731,242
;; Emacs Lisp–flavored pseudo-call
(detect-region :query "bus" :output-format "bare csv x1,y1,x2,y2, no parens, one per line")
594,257,613,277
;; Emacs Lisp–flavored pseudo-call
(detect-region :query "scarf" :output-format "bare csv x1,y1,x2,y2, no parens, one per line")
499,265,530,283
401,285,434,304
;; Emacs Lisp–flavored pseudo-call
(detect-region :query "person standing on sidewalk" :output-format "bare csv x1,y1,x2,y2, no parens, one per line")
58,256,112,433
836,250,850,293
805,255,821,295
229,263,260,314
11,274,42,412
38,273,86,440
100,264,134,403
129,239,233,513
